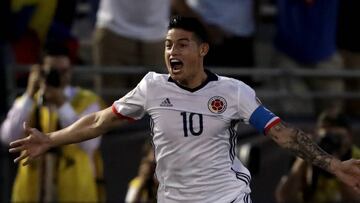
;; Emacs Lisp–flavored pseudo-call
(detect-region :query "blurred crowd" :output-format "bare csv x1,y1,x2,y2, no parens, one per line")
1,0,360,202
1,0,359,115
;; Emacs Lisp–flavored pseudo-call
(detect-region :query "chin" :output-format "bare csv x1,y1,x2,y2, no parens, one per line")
170,73,184,82
170,73,179,80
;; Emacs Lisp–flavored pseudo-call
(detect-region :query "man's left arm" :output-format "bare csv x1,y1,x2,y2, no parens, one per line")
267,121,360,193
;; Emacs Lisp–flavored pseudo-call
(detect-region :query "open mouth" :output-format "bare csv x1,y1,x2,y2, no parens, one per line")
170,58,183,72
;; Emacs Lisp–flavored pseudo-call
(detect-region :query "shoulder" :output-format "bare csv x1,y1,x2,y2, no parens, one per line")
217,74,251,87
139,71,169,87
143,71,168,81
216,75,255,95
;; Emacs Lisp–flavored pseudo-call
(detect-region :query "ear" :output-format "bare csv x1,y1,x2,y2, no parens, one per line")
199,43,209,57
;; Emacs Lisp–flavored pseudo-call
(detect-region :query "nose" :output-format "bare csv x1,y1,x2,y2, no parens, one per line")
168,45,179,55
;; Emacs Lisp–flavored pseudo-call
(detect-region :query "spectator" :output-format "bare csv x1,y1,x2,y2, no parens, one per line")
93,0,170,103
0,45,105,202
337,0,360,116
171,0,259,86
270,0,344,115
275,110,360,203
125,141,158,203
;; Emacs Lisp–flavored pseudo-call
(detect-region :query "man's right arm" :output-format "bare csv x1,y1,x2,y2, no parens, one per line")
49,106,124,146
9,106,126,165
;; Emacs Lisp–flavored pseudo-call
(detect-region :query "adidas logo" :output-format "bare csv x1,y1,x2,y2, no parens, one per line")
160,98,173,107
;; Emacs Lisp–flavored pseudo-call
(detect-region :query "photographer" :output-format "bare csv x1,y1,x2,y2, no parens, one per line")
0,45,106,202
275,110,360,203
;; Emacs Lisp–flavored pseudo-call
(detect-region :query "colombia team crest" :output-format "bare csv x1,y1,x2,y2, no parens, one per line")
208,96,227,114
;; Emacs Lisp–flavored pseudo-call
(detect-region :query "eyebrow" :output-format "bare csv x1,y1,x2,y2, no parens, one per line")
165,38,191,43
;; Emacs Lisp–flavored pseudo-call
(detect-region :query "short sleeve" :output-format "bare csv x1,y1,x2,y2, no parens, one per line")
112,73,152,120
237,82,261,122
237,82,280,135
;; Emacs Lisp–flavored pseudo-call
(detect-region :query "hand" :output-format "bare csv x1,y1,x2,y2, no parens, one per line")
9,122,52,166
332,159,360,194
26,65,42,97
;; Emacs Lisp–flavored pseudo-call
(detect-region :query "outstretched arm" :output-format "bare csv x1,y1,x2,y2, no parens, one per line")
9,107,125,165
268,121,360,193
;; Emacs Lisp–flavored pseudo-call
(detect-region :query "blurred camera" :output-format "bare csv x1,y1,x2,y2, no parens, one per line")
42,67,61,87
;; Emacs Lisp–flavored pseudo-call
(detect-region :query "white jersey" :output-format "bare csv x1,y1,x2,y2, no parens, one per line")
112,71,280,203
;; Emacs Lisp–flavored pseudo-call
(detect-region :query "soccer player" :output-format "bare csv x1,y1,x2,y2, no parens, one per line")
8,16,360,203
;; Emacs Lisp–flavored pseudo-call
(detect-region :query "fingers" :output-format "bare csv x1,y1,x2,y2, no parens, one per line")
14,151,29,164
352,183,360,194
347,159,360,192
16,152,33,166
348,159,360,170
9,136,28,148
22,157,33,166
353,159,360,165
8,123,32,152
9,145,25,153
30,64,41,72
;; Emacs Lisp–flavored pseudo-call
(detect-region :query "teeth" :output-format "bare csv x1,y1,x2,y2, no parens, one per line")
170,59,181,63
169,58,183,71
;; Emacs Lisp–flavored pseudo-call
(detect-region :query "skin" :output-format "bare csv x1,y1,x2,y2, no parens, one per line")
275,125,360,202
8,28,360,195
26,64,43,97
164,28,209,88
268,122,360,193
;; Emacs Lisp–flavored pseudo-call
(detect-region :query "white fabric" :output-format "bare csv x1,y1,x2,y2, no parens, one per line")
0,94,34,144
1,86,101,156
186,0,255,36
112,72,261,202
96,0,170,42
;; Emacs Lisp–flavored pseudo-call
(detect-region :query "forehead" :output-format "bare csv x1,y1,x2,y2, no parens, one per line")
166,28,195,42
43,56,71,70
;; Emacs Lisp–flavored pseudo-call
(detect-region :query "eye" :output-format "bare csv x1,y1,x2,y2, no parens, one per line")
179,43,187,48
165,41,172,49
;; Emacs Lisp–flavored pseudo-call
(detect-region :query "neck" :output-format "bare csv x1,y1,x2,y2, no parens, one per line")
179,70,208,89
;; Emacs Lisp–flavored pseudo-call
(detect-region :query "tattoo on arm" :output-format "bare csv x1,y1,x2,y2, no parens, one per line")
270,122,333,172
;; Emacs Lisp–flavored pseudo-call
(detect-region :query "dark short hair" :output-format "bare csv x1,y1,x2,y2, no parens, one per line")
168,15,209,43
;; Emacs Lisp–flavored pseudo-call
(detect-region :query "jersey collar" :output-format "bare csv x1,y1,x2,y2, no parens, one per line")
168,69,218,92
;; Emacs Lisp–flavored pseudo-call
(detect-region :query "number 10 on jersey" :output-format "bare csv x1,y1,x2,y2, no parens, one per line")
180,112,203,137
